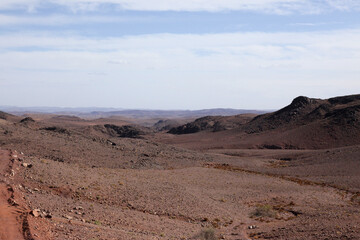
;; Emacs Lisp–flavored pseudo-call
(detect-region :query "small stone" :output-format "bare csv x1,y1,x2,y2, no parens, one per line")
21,163,33,168
31,209,41,217
63,215,73,220
8,198,18,206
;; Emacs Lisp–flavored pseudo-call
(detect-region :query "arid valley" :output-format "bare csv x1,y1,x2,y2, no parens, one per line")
0,94,359,240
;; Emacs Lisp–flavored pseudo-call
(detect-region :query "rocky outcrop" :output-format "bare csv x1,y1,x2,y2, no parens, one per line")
104,124,144,138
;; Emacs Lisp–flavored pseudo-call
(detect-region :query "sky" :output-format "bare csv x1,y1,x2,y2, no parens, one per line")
0,0,359,110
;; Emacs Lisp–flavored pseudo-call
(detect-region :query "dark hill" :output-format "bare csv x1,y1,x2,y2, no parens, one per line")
104,124,145,138
168,114,256,134
242,94,360,149
20,117,35,123
245,96,324,133
163,94,360,150
153,119,184,131
245,94,360,134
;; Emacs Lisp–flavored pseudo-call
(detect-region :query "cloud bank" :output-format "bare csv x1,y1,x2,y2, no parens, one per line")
1,0,360,13
1,29,359,109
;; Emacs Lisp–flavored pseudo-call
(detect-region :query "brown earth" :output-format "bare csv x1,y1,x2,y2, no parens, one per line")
0,149,52,240
0,94,359,239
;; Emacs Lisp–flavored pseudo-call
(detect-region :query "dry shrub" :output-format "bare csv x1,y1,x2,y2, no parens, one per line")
250,204,277,218
193,228,217,240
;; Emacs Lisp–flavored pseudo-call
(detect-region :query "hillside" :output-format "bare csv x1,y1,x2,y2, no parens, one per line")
0,111,20,122
168,114,257,134
245,95,360,133
164,94,360,150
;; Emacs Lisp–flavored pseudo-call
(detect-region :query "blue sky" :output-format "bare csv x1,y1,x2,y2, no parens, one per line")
0,0,360,110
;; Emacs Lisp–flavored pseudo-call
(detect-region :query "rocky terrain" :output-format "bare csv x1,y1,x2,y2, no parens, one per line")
164,94,360,150
0,94,359,240
168,114,256,134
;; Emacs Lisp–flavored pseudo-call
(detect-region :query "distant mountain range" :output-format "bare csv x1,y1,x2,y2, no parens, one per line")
0,106,268,119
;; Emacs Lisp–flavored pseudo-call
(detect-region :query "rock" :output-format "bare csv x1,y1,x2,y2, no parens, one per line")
21,163,33,168
63,215,73,220
248,225,257,229
8,198,18,206
31,209,41,217
73,206,84,210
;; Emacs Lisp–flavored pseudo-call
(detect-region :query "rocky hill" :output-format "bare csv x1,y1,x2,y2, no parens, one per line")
245,94,360,133
164,94,360,150
168,114,256,134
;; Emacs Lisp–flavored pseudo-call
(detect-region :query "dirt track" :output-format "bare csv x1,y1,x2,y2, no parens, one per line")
0,149,28,240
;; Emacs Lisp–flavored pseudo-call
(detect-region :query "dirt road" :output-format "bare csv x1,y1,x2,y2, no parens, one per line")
0,149,31,240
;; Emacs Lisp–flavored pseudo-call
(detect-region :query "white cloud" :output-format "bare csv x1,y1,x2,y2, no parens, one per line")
0,29,359,109
326,0,360,11
0,0,359,13
0,14,148,26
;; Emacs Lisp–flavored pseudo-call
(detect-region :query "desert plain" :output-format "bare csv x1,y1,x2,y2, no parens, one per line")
0,94,359,240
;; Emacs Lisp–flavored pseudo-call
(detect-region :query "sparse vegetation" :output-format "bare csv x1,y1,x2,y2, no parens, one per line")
93,220,101,226
250,204,277,218
193,228,217,240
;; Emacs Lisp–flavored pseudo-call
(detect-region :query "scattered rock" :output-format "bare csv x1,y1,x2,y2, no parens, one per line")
43,211,52,218
8,198,18,206
21,163,33,168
